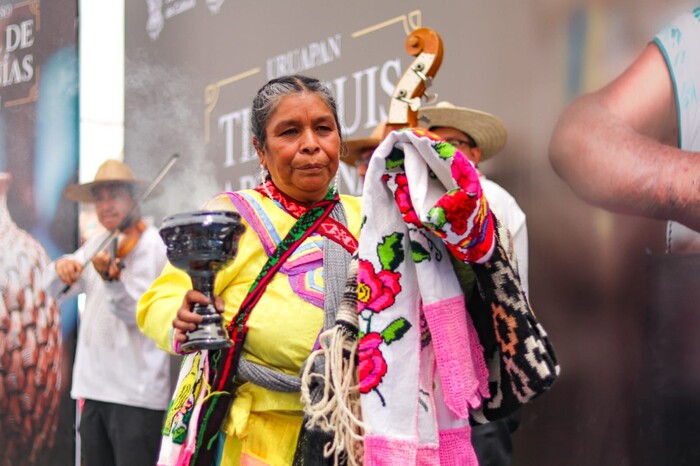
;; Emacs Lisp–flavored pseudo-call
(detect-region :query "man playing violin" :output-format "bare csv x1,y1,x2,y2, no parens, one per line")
44,159,171,466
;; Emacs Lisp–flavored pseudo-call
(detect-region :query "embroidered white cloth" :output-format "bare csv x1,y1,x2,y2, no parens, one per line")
357,128,495,465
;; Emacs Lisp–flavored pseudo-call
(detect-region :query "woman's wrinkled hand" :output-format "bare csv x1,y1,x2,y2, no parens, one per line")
172,290,225,343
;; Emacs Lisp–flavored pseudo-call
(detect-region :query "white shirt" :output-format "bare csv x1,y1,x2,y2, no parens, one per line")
44,226,171,410
655,11,700,252
481,176,529,295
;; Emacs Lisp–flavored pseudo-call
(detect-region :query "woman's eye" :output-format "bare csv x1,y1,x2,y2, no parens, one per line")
280,128,298,136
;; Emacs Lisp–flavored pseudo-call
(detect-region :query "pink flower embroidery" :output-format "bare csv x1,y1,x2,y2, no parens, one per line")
437,190,478,236
451,152,481,195
358,332,388,394
393,173,421,226
357,259,402,313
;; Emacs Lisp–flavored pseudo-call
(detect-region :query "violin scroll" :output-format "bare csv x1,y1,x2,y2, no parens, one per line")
405,27,443,66
386,27,444,132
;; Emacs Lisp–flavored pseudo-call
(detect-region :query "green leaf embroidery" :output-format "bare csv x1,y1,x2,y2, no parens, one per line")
385,147,405,170
426,206,447,229
435,141,456,159
172,426,187,444
381,317,412,344
411,240,430,263
378,232,404,271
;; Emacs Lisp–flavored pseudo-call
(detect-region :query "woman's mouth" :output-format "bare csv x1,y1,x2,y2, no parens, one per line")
296,163,327,171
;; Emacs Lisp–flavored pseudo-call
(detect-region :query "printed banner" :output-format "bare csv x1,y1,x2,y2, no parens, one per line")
124,1,474,218
0,1,79,464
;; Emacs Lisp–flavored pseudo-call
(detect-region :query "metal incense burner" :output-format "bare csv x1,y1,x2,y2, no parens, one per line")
159,210,245,351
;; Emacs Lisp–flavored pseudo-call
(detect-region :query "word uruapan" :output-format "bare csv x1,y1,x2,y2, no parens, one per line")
266,35,342,80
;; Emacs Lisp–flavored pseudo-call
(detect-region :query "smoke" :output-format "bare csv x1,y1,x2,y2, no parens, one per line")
124,51,222,225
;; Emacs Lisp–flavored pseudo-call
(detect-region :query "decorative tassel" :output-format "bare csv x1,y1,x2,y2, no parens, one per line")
300,258,365,466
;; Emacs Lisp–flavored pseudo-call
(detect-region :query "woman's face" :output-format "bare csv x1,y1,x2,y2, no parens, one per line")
257,92,340,203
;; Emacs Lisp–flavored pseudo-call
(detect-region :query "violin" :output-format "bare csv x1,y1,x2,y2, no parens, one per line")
95,219,146,281
385,27,444,134
113,219,147,258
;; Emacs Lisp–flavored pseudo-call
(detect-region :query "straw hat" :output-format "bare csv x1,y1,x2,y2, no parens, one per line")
418,102,508,161
341,121,387,167
63,160,147,203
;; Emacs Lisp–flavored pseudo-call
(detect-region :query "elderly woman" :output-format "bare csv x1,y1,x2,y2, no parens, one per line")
139,73,559,466
137,75,362,465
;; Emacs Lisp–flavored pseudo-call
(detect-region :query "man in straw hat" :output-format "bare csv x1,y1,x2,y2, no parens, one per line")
342,102,528,466
44,159,171,466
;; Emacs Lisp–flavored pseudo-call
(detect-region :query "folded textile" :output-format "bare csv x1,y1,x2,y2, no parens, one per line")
302,129,560,464
356,128,494,464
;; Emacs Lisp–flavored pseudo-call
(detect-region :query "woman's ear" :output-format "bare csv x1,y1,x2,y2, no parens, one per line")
253,137,266,167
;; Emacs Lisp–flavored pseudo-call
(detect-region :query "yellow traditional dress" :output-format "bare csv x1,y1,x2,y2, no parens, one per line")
138,188,361,465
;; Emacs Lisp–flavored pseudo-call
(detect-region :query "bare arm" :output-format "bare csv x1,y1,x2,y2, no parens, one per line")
549,43,700,232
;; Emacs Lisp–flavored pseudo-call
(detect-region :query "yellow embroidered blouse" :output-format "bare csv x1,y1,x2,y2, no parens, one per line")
137,190,362,465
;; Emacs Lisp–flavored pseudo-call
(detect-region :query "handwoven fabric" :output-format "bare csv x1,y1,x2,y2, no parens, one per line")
357,128,493,464
467,219,560,424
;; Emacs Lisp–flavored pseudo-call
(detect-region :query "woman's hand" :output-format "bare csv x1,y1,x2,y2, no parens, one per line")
55,258,83,286
172,291,225,344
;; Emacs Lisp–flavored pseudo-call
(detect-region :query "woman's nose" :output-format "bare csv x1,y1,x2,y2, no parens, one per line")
300,129,320,153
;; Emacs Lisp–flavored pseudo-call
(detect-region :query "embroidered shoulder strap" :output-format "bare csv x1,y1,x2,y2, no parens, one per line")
256,180,358,254
225,191,277,254
190,192,340,466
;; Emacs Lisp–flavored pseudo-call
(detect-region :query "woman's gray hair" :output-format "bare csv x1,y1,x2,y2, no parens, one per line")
251,75,343,151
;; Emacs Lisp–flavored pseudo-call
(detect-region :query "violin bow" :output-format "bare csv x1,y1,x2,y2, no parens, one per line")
59,153,180,295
